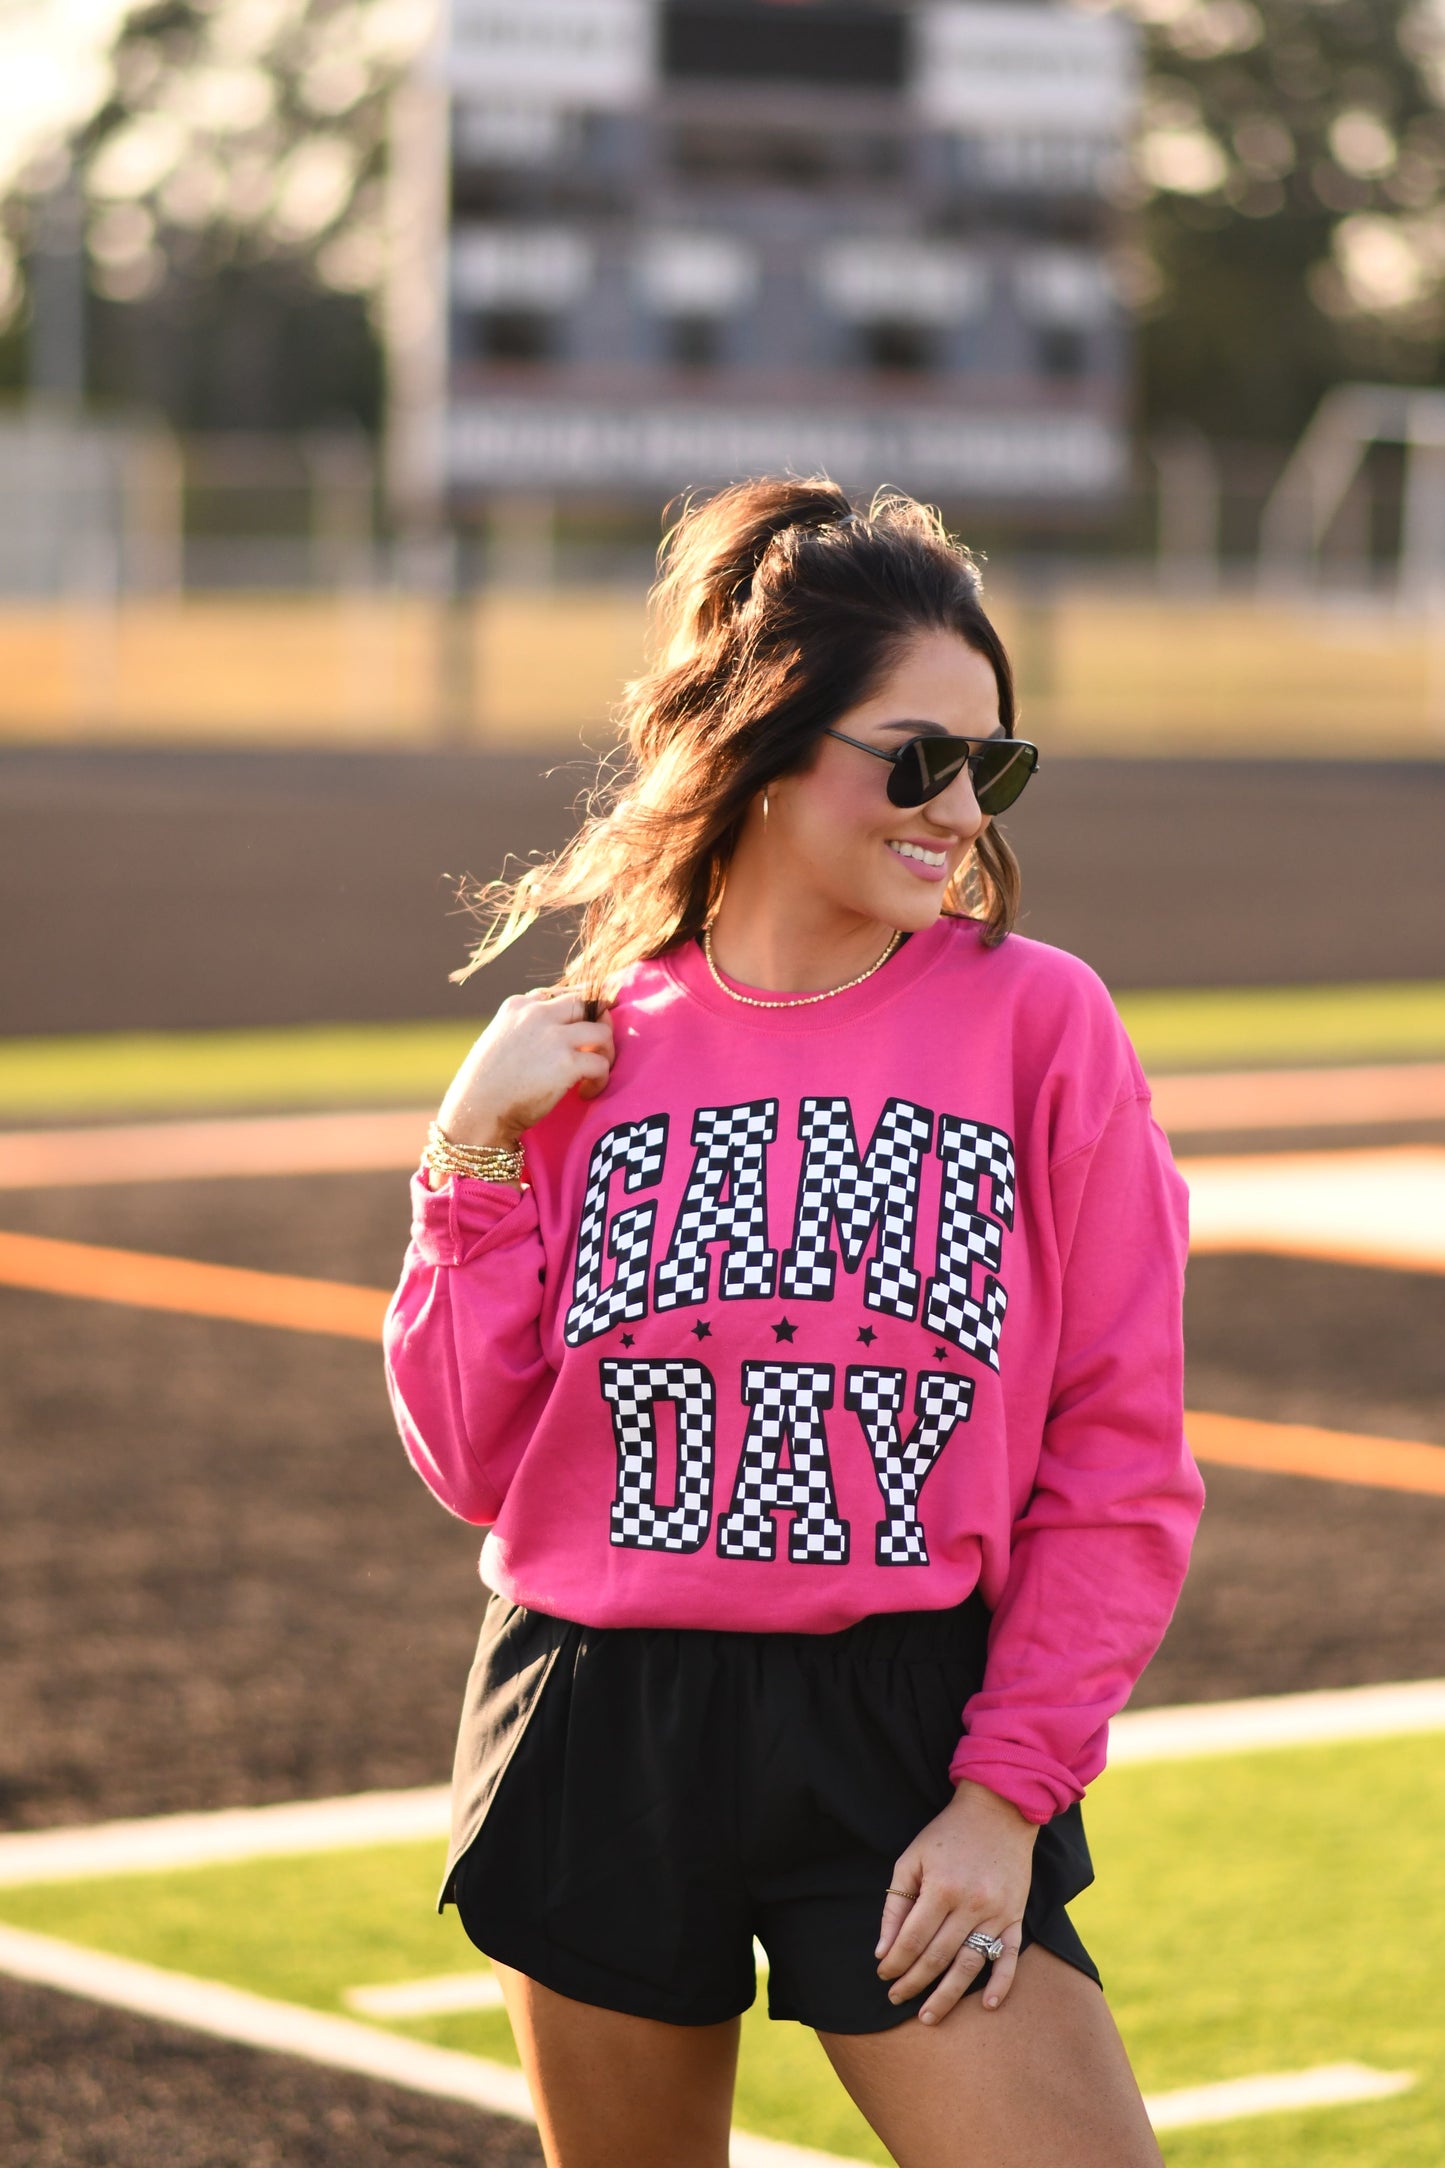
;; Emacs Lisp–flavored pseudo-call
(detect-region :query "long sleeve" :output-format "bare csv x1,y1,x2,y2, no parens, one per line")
948,1089,1205,1823
381,1164,555,1526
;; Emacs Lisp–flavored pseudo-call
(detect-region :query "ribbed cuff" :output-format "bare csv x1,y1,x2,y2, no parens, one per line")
947,1739,1084,1827
408,1161,533,1266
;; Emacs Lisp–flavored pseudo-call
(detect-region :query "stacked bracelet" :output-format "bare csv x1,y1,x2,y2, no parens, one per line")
424,1118,526,1186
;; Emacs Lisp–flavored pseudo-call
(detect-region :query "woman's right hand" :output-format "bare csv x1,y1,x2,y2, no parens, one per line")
436,988,617,1148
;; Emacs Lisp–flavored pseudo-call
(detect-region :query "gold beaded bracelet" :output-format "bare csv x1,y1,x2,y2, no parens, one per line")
424,1118,526,1186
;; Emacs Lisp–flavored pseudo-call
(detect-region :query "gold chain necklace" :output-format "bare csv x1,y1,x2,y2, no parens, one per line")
701,921,904,1008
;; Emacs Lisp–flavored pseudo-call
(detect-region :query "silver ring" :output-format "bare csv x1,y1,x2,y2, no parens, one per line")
963,1929,1006,1964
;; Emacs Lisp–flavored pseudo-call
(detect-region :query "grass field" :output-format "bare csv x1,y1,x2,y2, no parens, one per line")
2,1732,1441,2164
1,981,1443,1122
0,1021,477,1121
1110,981,1445,1075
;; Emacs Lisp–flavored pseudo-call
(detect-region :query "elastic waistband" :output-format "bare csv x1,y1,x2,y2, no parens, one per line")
510,1586,992,1665
795,1587,992,1664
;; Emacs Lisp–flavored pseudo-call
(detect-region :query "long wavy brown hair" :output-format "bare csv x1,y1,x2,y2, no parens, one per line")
451,473,1022,1014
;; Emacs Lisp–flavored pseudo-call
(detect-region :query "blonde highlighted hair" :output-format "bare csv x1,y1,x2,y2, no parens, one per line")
452,474,1022,1013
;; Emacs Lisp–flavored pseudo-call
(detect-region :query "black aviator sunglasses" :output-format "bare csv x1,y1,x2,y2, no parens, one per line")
822,727,1040,815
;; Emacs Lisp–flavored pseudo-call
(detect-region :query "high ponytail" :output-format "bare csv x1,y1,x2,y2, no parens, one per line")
451,472,1023,1010
649,475,858,668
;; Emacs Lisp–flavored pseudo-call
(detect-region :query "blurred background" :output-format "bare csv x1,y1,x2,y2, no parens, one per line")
4,0,1445,747
0,4,1443,2166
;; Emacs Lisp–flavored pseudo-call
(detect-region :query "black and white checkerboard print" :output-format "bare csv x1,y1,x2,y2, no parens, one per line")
652,1099,779,1311
780,1096,934,1319
564,1114,670,1347
717,1362,849,1564
600,1357,715,1553
922,1118,1016,1369
844,1365,975,1566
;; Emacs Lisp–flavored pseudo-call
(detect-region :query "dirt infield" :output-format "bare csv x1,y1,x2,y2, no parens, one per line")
0,1975,544,2168
2,748,1442,1038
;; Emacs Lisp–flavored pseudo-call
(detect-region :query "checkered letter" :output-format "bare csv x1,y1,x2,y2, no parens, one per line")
717,1362,848,1564
779,1096,934,1318
563,1114,670,1347
922,1118,1016,1369
844,1366,975,1566
652,1099,779,1311
600,1357,716,1553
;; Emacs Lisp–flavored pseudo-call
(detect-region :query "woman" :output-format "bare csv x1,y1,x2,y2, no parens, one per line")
383,476,1205,2168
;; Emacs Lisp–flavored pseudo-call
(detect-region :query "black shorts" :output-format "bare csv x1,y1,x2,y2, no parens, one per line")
440,1586,1101,2034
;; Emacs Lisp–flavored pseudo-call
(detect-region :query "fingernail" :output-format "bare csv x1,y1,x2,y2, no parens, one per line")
920,2011,936,2025
874,1942,884,1959
984,1995,998,2009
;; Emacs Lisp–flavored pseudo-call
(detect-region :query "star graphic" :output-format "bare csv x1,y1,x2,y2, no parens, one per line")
691,1319,713,1340
856,1325,877,1346
771,1317,798,1343
933,1345,951,1360
620,1333,635,1347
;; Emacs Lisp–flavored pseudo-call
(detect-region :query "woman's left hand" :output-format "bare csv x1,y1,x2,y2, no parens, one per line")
874,1777,1039,2024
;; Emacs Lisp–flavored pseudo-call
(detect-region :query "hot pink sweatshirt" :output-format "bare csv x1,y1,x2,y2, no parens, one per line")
382,912,1205,1824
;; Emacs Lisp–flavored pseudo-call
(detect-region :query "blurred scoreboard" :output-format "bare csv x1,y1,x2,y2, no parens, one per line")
423,0,1139,515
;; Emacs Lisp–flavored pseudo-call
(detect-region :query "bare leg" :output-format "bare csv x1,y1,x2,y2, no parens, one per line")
493,1961,741,2168
818,1946,1163,2168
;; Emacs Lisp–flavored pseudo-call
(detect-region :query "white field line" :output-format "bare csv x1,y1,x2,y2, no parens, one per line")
0,1922,1414,2152
0,1784,452,1889
1178,1143,1445,1273
1145,2062,1415,2131
346,1971,507,2019
729,2139,859,2167
1108,1675,1445,1765
2,1675,1442,1894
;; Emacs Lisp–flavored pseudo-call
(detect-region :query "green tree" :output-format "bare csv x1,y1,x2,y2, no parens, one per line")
1102,0,1445,440
4,0,421,428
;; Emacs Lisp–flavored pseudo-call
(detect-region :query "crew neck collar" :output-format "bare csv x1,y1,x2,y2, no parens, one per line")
657,913,969,1034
